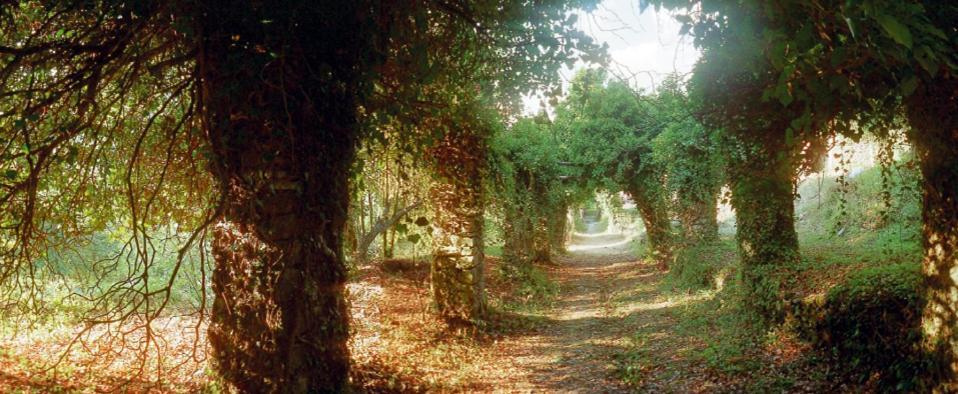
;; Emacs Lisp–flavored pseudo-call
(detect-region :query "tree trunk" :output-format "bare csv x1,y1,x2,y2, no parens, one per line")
198,2,367,391
354,200,422,263
430,130,486,324
627,183,673,267
533,215,552,263
550,202,569,254
726,133,800,324
502,207,533,268
906,75,958,389
680,194,719,243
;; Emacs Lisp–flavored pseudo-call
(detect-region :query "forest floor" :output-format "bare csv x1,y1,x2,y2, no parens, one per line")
0,229,853,392
351,231,746,393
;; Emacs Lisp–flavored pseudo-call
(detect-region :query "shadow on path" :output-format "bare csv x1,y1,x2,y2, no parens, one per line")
480,230,673,392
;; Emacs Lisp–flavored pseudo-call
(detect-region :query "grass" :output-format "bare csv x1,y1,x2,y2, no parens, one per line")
614,160,924,390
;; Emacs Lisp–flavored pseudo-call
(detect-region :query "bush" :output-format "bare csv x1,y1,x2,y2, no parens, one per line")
812,262,926,390
662,239,736,292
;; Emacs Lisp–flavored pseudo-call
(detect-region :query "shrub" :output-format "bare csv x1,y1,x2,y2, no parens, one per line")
662,239,736,292
813,262,926,390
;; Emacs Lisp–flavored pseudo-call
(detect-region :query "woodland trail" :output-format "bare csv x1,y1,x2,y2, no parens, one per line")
477,230,698,393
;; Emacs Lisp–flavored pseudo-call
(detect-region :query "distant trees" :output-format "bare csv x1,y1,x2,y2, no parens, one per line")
556,69,674,264
489,117,569,272
0,0,603,391
551,69,721,266
653,0,958,386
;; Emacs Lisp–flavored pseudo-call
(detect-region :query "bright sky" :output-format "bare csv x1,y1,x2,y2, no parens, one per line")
523,0,700,115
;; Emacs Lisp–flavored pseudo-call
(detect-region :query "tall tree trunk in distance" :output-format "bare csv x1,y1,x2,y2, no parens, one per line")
199,2,369,391
431,130,486,324
354,200,422,263
550,201,569,254
502,207,533,268
627,181,673,267
726,132,800,324
679,191,719,243
907,75,958,389
533,216,552,263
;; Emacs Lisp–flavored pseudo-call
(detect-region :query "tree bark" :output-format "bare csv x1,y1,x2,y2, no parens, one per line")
502,207,533,268
430,130,486,324
906,75,958,389
627,182,673,267
726,133,800,324
198,2,367,391
549,201,569,254
679,194,719,243
354,200,422,263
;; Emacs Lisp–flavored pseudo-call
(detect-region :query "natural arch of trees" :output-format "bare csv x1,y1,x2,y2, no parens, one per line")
0,0,956,391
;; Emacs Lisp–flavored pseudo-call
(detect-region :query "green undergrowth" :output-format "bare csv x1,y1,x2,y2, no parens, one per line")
495,263,559,314
661,238,738,293
617,162,925,390
793,263,928,390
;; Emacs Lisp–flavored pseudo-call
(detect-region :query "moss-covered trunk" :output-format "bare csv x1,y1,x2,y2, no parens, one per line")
678,193,718,243
906,76,958,388
549,202,569,254
198,3,365,391
502,206,533,268
431,131,486,324
533,215,552,263
627,183,673,266
727,134,800,323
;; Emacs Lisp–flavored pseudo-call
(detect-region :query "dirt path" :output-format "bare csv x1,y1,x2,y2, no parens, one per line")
480,231,681,393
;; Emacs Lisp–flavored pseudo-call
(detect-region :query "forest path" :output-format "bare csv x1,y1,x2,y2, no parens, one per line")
479,230,684,392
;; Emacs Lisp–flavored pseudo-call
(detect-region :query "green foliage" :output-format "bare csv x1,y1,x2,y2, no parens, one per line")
488,117,570,266
811,263,926,390
797,154,921,244
662,239,736,292
496,263,559,310
649,75,723,242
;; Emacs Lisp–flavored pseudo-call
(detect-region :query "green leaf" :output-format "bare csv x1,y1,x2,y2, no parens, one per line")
900,75,919,96
874,14,912,49
843,16,856,39
4,170,16,180
406,234,421,244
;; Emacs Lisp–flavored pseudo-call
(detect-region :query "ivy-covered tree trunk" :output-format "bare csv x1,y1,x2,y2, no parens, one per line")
199,3,366,391
431,131,486,324
627,182,672,267
502,207,533,268
533,215,552,263
906,76,958,388
726,135,800,323
679,194,719,243
549,202,569,253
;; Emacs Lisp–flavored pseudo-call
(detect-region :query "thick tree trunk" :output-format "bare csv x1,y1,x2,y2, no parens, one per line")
549,202,569,254
502,207,533,268
627,183,673,267
431,131,486,324
533,215,552,263
726,134,800,324
679,195,719,243
198,2,366,391
906,76,958,389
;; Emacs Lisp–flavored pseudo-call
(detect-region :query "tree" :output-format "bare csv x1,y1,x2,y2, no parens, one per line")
650,75,722,243
489,117,569,270
0,0,604,390
654,0,958,383
557,69,673,265
428,102,494,324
